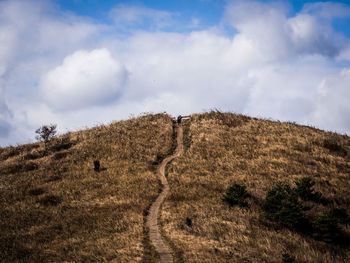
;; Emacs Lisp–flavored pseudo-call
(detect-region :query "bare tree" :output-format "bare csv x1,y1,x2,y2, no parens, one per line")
35,124,57,151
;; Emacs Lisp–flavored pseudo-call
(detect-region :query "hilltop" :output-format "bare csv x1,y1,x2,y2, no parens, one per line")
164,112,350,262
1,112,349,262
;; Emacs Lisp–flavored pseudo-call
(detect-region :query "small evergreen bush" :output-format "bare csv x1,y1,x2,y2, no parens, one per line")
312,208,349,244
262,183,309,231
263,178,349,245
223,183,249,208
295,177,322,202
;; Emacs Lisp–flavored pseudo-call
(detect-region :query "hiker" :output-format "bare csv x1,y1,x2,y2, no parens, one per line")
177,115,183,124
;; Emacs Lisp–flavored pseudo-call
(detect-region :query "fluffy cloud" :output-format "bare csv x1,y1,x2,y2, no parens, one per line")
224,0,344,59
0,0,350,146
40,49,127,110
0,0,105,144
301,2,350,19
313,68,350,133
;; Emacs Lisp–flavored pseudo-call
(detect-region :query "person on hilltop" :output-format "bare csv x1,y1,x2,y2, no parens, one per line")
177,115,183,124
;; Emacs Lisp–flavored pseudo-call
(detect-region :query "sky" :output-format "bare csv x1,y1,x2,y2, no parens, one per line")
1,0,350,146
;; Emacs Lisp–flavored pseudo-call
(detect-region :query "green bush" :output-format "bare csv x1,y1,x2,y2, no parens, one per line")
263,179,349,245
223,183,249,208
295,177,322,202
312,208,349,244
262,183,309,231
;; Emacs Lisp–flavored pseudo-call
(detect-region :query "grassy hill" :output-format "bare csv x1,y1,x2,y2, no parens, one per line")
1,111,350,262
164,111,350,262
0,113,174,262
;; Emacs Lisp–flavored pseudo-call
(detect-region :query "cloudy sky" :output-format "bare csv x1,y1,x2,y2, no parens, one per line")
1,0,350,146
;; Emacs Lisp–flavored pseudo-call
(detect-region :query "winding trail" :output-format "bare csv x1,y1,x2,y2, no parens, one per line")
146,123,183,263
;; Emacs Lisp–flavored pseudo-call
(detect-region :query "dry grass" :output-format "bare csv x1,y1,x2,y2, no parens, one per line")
0,113,174,262
162,111,350,262
2,110,350,262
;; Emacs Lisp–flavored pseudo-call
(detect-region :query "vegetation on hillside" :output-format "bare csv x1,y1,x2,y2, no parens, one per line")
163,111,350,262
0,113,173,262
1,110,350,262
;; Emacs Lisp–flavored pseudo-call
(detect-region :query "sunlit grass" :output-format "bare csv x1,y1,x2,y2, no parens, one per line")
163,111,350,263
0,113,173,262
1,110,349,262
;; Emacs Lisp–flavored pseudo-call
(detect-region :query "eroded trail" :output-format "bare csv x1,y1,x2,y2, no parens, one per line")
146,124,183,263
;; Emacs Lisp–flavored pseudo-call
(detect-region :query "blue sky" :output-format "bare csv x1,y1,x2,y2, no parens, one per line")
57,0,226,24
56,0,350,35
1,0,350,146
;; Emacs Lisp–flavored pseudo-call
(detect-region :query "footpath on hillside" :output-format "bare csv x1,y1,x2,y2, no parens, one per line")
146,123,184,263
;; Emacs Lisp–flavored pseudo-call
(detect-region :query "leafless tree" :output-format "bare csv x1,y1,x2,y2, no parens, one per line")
35,124,57,152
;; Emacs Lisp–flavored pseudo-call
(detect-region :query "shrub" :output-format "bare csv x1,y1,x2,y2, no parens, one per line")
35,124,57,143
329,208,349,224
35,124,57,153
312,208,349,244
223,183,249,208
262,183,309,231
295,177,322,202
185,217,192,227
264,181,349,245
94,160,100,172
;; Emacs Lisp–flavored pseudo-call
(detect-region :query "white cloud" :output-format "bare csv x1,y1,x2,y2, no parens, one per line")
224,0,292,61
313,68,350,133
288,14,342,57
40,48,127,110
301,2,350,19
0,0,350,146
224,0,345,59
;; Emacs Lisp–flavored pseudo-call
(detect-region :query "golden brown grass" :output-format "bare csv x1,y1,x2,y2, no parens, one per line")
2,111,350,262
0,113,174,262
163,111,350,263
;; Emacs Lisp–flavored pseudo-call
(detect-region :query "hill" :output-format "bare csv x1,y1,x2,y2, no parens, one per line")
164,111,350,262
0,113,174,262
1,111,350,262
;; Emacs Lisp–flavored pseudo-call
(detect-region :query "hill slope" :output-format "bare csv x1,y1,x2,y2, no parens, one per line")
163,111,350,262
0,113,174,262
1,111,350,262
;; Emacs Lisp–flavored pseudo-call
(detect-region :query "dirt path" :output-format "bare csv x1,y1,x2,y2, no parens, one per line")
146,123,183,263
